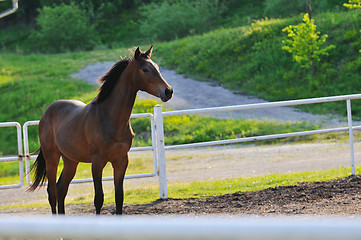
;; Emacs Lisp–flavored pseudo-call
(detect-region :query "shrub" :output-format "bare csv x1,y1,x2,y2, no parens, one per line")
264,0,307,18
31,3,99,53
282,13,335,76
139,0,224,41
343,0,361,9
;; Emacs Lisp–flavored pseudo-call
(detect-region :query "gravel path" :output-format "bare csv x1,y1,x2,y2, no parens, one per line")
71,62,342,125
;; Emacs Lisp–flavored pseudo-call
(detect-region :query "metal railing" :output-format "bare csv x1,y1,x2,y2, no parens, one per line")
154,94,361,198
0,0,18,18
1,215,361,240
0,122,23,189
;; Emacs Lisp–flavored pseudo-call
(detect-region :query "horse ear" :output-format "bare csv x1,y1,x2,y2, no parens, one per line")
145,45,153,58
134,47,141,60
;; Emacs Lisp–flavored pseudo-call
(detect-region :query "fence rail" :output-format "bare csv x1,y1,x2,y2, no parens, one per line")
157,94,361,183
161,94,361,117
0,122,23,189
0,0,18,18
1,215,361,240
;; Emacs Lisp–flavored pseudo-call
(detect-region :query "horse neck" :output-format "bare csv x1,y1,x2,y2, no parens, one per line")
97,64,138,129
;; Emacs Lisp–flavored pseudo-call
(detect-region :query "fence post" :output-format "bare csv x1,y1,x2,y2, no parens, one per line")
15,122,24,187
346,99,356,175
0,122,24,189
23,120,40,185
23,122,31,185
154,105,168,199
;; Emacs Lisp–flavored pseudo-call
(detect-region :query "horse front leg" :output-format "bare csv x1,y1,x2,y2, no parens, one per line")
112,154,129,215
92,160,105,215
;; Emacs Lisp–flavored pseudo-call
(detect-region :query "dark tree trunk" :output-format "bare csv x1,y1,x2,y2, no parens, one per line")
307,0,312,20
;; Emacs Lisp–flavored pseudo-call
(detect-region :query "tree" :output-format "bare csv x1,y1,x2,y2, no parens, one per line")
282,13,335,77
307,0,312,20
32,3,98,52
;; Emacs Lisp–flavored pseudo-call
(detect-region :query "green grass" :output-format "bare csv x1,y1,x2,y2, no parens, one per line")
1,166,359,210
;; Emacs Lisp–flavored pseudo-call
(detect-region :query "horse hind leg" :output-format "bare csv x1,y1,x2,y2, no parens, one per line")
43,150,61,214
57,157,78,214
91,160,106,214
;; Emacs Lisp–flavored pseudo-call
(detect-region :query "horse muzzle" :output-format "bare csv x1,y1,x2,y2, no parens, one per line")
160,87,173,102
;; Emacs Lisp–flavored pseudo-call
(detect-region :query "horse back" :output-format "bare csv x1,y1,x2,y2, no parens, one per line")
39,100,90,162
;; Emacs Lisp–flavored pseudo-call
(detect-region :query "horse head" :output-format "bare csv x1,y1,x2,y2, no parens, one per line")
132,46,173,102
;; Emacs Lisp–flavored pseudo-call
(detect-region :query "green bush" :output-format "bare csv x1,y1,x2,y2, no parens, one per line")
31,3,99,53
139,0,224,41
282,13,335,77
264,0,307,18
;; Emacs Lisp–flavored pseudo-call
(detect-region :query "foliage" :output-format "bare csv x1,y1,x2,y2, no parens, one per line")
31,3,99,52
264,0,344,18
343,0,361,53
264,0,307,18
0,0,348,52
139,0,224,41
282,13,335,75
155,10,361,116
344,0,361,9
218,0,265,27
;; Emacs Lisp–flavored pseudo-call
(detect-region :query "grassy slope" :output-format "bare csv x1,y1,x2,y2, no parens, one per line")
155,10,361,117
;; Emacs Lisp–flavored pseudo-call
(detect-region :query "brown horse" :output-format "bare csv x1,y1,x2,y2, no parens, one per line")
28,46,173,215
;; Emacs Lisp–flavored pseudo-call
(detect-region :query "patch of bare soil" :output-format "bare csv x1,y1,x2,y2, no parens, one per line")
66,175,361,215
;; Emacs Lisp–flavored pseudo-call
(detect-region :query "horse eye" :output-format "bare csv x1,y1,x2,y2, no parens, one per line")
142,68,149,73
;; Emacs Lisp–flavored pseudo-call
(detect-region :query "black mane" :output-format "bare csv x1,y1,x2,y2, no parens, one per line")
93,58,131,104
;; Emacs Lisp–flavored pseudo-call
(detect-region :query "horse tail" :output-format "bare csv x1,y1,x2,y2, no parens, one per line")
27,148,47,192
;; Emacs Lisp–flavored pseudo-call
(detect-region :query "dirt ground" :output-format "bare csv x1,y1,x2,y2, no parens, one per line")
121,174,361,215
8,174,360,216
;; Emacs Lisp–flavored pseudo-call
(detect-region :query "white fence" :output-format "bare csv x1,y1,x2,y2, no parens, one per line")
0,0,18,18
1,215,361,240
0,122,23,189
157,94,361,178
1,94,361,197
